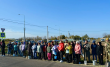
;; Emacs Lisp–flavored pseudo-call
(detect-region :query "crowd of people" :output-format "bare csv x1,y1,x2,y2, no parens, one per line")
0,38,110,65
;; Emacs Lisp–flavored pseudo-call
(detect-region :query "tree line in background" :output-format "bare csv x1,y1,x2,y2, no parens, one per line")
4,33,109,42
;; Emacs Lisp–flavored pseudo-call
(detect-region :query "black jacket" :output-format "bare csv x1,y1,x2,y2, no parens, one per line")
7,44,13,49
96,45,103,55
27,44,32,52
72,43,75,52
1,43,5,49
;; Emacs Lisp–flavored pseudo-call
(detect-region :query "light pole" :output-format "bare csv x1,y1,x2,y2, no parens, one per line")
18,14,25,43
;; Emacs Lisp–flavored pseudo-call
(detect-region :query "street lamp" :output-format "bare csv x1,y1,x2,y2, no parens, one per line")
18,14,25,43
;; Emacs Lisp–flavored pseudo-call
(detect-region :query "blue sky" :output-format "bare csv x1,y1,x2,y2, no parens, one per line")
0,0,110,38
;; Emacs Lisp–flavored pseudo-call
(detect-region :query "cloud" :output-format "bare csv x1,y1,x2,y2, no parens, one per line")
5,29,36,39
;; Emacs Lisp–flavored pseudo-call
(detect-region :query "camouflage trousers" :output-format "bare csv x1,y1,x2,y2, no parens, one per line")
108,53,110,62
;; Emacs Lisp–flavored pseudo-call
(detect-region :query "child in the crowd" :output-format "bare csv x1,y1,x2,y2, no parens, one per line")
65,42,72,63
43,42,47,60
32,43,37,59
14,42,18,56
74,41,81,64
37,43,41,60
51,42,58,61
97,42,103,65
47,43,51,60
91,40,97,61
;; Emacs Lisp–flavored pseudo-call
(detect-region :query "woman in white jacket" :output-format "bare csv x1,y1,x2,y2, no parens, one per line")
32,43,37,59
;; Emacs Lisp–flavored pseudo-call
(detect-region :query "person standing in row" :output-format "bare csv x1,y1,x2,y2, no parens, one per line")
74,41,81,64
41,41,44,60
27,41,32,58
83,40,90,62
51,42,58,61
47,43,51,60
37,43,41,60
97,42,103,65
43,42,47,60
22,42,26,58
72,41,76,63
58,41,64,63
91,40,97,61
17,42,21,56
105,38,110,63
14,43,18,56
65,42,72,63
32,43,37,59
7,42,13,56
1,40,5,56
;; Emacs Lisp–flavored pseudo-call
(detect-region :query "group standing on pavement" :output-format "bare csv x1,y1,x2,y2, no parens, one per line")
0,38,110,65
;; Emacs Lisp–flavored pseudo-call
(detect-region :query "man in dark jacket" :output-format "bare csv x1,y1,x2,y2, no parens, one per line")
91,40,97,61
83,40,90,62
7,42,13,56
1,40,5,56
27,41,33,58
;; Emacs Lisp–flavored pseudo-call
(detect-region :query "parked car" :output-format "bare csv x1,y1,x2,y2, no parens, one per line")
101,39,105,42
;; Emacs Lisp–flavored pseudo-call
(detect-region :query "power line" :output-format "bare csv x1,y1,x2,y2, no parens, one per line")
1,18,110,33
0,18,46,28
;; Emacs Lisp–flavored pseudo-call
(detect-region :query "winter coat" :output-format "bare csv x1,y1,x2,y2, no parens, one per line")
1,42,5,49
22,44,25,51
37,45,41,53
65,45,72,54
74,44,81,54
7,44,13,49
47,46,51,53
51,45,58,55
72,43,75,52
96,45,103,55
43,45,47,52
19,45,22,51
27,44,32,52
14,45,18,51
83,43,90,52
32,45,37,52
58,43,64,51
91,44,97,55
41,43,44,53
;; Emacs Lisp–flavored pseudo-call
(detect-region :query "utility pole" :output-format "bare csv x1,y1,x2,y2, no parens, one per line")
47,26,48,42
18,14,25,43
24,15,25,43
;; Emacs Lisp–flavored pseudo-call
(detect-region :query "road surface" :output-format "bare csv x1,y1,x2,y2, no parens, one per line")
0,55,105,67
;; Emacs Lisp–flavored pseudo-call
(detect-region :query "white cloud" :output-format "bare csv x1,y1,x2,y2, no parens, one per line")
4,29,36,39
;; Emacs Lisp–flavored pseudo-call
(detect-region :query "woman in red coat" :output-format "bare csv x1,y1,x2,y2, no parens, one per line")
58,41,64,63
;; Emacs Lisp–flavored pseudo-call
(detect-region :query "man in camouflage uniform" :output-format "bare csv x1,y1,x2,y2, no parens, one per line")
105,38,110,62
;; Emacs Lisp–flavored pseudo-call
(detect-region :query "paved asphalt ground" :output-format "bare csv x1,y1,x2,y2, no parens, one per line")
0,55,105,67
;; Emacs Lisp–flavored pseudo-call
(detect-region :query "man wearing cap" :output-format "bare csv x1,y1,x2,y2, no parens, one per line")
105,38,110,62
